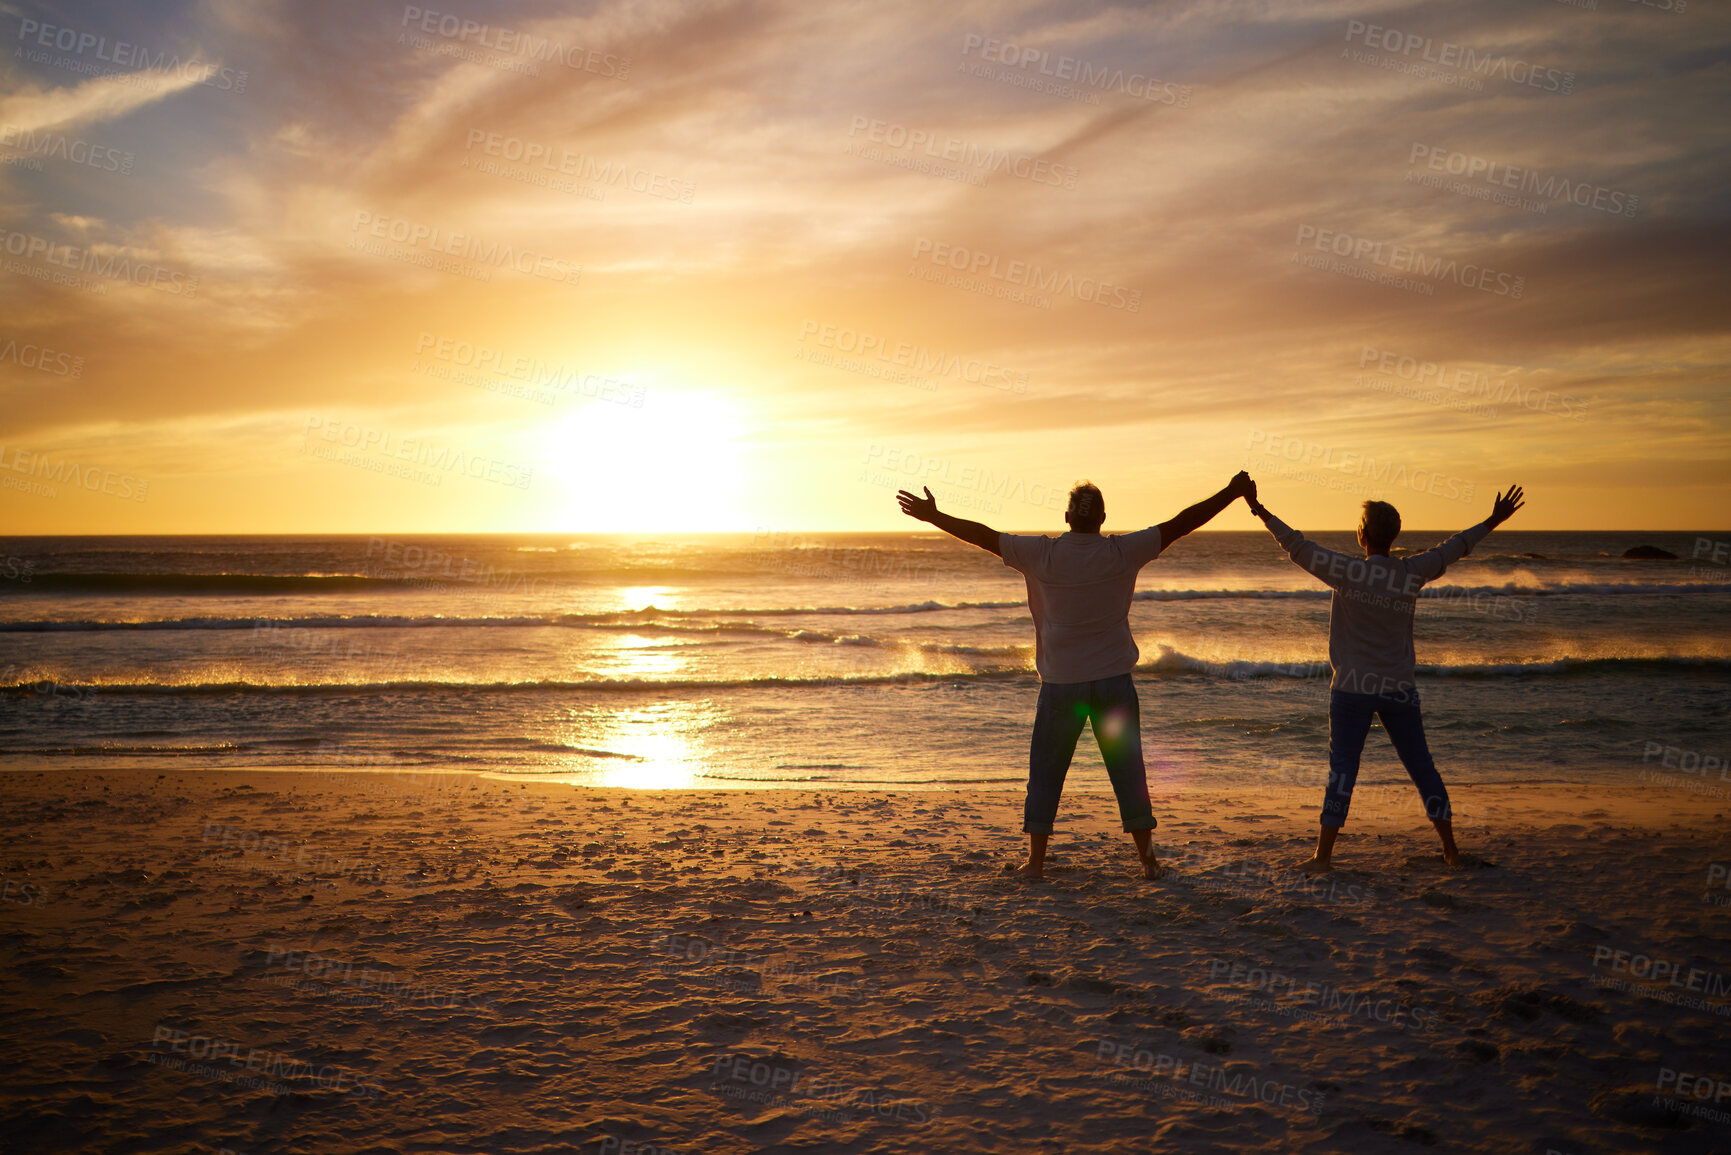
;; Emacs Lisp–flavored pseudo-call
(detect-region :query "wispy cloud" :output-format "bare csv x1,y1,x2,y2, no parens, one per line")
0,69,205,135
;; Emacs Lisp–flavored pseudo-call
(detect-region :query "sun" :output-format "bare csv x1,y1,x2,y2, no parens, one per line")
533,386,752,532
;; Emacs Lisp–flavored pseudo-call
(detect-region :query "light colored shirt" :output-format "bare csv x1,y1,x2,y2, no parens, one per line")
1261,512,1493,696
998,528,1165,684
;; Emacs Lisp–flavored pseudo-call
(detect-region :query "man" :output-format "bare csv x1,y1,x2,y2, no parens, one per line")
896,473,1253,880
1242,481,1525,872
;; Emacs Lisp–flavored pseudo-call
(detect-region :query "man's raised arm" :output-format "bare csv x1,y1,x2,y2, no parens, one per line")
897,485,1002,556
1405,485,1525,582
1156,471,1253,545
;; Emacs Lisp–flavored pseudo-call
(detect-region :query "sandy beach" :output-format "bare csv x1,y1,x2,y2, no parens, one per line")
1,769,1727,1153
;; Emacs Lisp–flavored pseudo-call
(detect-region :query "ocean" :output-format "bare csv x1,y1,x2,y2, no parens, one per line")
1,531,1727,802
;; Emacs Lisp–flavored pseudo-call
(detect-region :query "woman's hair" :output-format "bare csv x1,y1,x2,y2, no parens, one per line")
1360,500,1401,549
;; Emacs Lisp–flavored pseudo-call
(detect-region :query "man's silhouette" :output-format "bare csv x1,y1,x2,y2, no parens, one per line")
897,473,1253,879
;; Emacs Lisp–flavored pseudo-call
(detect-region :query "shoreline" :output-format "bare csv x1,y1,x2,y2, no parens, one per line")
4,763,1718,795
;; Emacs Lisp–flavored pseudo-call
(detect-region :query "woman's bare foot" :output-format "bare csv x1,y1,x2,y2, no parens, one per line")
1294,856,1332,874
1433,820,1463,871
1005,861,1044,881
1130,829,1162,880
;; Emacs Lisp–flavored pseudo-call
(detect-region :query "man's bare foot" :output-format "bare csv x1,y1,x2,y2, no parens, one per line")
1442,850,1466,871
1004,861,1044,881
1294,856,1332,874
1139,851,1164,880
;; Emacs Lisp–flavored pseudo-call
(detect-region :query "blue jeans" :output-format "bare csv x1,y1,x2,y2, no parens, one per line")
1024,673,1158,835
1325,688,1451,827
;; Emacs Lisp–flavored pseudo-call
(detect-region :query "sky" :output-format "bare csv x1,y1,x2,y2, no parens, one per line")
0,0,1725,534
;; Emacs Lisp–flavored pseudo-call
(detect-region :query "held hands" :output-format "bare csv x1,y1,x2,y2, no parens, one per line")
1231,470,1264,515
1489,484,1525,527
896,486,939,523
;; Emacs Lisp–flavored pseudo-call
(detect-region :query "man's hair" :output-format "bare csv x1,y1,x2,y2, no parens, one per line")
1360,500,1401,549
1068,481,1104,532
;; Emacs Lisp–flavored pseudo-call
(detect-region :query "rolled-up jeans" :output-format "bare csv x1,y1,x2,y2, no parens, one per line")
1325,687,1451,827
1023,672,1158,835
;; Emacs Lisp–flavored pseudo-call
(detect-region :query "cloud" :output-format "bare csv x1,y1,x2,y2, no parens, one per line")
0,69,206,136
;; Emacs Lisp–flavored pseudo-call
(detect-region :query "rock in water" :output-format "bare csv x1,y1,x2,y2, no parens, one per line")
1621,545,1678,559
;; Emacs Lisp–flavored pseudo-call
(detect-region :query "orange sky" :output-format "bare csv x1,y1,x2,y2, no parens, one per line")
0,0,1725,534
